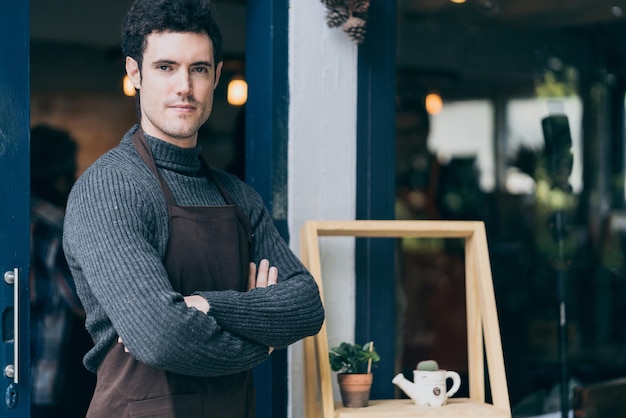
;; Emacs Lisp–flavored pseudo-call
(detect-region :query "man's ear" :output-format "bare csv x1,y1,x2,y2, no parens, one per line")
125,56,141,89
214,61,223,90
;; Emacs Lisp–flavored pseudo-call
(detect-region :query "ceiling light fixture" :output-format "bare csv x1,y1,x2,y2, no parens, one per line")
227,76,247,106
425,93,443,115
123,75,136,97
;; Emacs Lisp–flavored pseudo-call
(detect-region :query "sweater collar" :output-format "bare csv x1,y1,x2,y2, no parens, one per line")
138,127,202,175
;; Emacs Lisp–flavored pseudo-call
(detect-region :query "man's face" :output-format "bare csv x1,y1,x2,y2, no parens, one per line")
126,31,223,148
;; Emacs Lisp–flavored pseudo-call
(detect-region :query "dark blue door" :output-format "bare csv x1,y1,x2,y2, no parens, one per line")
0,1,31,417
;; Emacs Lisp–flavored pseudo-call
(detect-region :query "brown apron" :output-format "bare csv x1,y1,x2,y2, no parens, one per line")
86,128,255,418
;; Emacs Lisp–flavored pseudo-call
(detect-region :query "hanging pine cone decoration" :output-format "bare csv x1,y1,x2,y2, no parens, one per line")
321,0,370,44
326,6,349,28
320,0,345,8
346,0,370,14
342,16,367,44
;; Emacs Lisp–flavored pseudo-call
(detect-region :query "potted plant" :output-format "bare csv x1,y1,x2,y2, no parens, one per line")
329,341,380,408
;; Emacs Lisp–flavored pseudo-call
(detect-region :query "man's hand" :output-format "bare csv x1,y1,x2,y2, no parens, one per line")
184,295,210,314
117,336,130,352
248,259,277,356
248,259,278,290
183,260,277,313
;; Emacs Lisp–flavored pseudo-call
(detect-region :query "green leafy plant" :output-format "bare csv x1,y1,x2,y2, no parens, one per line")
329,341,380,374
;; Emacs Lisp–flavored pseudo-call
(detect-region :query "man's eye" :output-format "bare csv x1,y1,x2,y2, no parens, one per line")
158,65,170,71
193,67,209,73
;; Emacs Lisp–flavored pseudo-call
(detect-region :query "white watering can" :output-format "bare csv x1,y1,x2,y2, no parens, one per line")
392,360,461,407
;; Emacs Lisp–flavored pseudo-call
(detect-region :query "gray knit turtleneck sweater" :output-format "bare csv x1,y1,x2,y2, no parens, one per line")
63,125,324,377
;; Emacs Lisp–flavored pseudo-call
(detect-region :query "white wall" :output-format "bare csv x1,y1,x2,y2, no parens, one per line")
288,1,359,417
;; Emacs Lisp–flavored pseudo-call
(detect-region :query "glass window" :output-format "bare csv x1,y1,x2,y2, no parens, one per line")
429,100,495,191
506,97,583,194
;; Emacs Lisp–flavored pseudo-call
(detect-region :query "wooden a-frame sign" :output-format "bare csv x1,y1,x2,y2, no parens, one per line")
299,220,511,418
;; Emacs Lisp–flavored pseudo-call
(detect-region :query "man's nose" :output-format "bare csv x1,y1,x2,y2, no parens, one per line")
175,70,192,96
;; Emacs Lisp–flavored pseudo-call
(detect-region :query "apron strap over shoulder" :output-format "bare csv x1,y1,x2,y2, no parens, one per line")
132,127,177,205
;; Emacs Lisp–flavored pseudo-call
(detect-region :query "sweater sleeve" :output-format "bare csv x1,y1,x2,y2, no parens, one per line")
198,183,325,349
63,166,269,377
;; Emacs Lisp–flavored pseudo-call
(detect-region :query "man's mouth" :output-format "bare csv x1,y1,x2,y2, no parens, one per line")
170,104,196,110
168,104,197,115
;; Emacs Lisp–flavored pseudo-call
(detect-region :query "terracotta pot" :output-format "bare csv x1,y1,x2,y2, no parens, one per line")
337,373,373,408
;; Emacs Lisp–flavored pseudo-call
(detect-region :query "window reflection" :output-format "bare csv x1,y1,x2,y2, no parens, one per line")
395,18,626,411
429,99,495,191
507,97,583,194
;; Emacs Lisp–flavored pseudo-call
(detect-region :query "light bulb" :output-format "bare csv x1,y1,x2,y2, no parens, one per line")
425,93,443,115
227,78,248,106
123,75,136,97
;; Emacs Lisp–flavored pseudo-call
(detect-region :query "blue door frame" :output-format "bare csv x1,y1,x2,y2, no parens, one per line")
0,1,291,416
0,1,31,417
246,0,397,412
355,0,397,400
246,1,289,417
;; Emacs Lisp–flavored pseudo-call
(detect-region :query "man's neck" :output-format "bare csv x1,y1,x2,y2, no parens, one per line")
141,125,198,149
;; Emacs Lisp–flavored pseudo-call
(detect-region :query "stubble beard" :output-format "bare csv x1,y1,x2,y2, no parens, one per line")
144,106,210,143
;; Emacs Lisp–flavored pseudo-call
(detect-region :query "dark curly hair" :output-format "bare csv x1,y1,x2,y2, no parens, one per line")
121,0,223,70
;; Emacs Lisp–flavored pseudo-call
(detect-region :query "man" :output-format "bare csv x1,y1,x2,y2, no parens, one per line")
62,1,324,417
30,125,95,417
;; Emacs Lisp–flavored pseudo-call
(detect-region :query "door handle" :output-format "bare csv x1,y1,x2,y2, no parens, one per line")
4,268,19,384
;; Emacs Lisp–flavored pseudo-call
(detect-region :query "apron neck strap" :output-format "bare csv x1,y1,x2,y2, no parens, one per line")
131,126,254,255
131,127,238,208
131,127,176,205
199,156,236,206
199,156,253,247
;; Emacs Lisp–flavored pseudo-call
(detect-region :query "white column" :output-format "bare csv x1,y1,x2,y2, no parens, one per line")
288,1,359,417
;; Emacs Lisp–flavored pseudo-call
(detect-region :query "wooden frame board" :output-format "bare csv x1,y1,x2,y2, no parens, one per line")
299,220,511,418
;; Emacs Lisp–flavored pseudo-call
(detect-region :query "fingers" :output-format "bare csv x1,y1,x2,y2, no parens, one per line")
256,259,269,288
183,295,210,314
248,262,256,290
117,336,130,353
249,259,278,289
268,266,278,286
